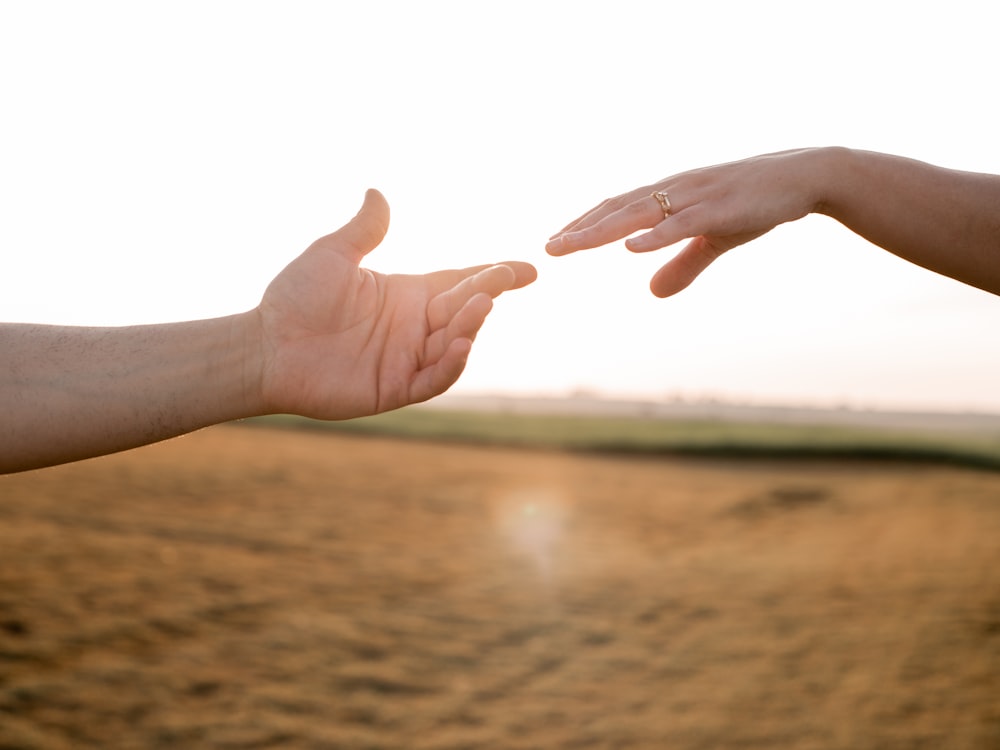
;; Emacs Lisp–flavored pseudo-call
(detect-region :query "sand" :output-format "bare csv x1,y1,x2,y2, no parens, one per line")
2,424,999,749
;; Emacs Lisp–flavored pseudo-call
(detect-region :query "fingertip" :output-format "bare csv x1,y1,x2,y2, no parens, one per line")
649,268,690,298
470,291,495,317
308,189,390,260
501,261,537,288
360,188,390,230
449,291,494,337
650,280,672,298
361,187,388,211
439,336,474,387
625,234,653,253
546,234,579,256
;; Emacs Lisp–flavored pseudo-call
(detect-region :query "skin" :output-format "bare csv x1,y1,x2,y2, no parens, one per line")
546,147,1000,298
1,190,536,474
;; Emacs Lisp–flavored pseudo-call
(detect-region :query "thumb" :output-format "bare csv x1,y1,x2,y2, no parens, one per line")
309,189,390,263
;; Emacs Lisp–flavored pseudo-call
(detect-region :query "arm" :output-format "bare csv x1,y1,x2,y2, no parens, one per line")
0,317,259,473
1,190,536,473
546,147,1000,297
819,148,1000,294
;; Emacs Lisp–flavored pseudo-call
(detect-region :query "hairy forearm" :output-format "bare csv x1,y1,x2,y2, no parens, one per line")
815,147,1000,295
0,313,263,473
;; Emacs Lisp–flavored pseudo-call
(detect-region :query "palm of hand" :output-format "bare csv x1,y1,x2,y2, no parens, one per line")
259,253,429,419
252,190,534,420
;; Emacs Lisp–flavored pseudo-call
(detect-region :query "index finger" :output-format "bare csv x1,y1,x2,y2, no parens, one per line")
550,181,660,238
546,196,664,256
425,261,537,331
551,196,619,237
422,260,537,296
426,265,513,333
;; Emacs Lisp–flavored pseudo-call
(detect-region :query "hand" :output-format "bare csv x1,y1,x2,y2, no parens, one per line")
546,149,825,297
253,189,536,419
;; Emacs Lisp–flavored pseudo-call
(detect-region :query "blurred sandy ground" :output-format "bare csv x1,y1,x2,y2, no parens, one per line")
2,424,999,749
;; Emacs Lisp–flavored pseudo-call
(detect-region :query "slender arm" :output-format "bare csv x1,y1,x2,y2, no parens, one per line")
818,148,1000,295
547,147,1000,298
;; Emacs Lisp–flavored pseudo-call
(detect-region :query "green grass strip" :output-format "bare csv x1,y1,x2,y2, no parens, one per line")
244,407,1000,472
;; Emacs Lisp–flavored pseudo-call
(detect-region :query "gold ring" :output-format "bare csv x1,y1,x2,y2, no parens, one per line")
652,190,671,218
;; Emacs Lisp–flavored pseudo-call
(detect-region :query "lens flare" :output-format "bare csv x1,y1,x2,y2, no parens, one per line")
493,488,568,578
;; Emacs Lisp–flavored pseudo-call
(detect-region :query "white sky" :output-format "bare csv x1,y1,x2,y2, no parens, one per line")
2,1,999,412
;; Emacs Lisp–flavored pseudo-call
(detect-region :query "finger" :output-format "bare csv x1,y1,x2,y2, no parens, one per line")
623,210,693,253
423,292,493,365
469,260,537,291
424,261,536,320
307,189,390,263
425,261,537,293
546,195,664,256
648,236,727,298
427,265,510,333
501,260,538,290
408,337,474,406
550,196,619,238
549,186,651,239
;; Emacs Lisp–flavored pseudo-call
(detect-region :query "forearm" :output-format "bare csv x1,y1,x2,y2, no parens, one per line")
814,147,1000,295
0,313,264,473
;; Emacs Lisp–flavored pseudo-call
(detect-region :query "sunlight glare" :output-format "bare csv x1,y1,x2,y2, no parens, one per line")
493,488,569,579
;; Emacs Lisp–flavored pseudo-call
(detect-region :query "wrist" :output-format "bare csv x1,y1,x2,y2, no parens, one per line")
808,146,855,218
228,309,268,418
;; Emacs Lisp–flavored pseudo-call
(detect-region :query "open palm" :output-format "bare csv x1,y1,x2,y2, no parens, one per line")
255,190,535,419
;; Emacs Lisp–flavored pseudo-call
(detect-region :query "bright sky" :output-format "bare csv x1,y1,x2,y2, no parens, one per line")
2,1,999,413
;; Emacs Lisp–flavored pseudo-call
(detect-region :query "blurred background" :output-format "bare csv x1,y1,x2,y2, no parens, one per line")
2,0,999,412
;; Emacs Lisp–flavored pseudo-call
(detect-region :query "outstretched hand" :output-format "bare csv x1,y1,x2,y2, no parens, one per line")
546,149,821,297
253,189,536,419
